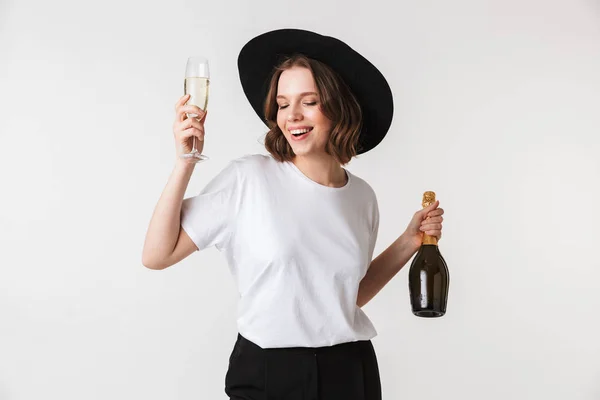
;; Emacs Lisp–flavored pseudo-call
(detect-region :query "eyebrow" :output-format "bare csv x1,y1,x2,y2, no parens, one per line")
276,92,318,100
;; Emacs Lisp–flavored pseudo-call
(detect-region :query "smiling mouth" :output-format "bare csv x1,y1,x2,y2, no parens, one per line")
290,127,313,137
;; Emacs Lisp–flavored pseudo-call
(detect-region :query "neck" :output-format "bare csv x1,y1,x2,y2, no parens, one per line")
292,154,347,188
423,234,438,246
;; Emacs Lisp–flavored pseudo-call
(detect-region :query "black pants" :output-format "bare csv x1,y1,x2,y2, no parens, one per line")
225,333,382,400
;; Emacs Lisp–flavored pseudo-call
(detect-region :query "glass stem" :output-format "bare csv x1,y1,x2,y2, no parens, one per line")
191,136,197,153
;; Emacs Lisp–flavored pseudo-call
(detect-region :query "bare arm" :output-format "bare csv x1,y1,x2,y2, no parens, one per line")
142,161,198,270
142,95,206,270
357,201,444,308
357,234,419,308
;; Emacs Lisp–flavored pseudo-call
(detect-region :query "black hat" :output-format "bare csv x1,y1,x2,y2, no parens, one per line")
237,28,394,155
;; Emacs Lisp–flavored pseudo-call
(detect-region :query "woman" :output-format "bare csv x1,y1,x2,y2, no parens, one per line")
142,29,444,400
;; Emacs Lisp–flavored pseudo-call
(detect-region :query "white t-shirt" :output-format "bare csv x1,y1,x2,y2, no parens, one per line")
181,154,379,348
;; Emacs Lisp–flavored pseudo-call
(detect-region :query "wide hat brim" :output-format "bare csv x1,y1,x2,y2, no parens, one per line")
237,28,394,155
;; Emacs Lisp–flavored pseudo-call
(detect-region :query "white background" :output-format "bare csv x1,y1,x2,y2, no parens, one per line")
1,0,599,398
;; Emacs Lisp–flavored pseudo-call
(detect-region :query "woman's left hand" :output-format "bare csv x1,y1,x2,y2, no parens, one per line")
403,200,444,250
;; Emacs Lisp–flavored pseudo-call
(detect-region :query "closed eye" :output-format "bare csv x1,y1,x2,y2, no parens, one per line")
277,101,317,110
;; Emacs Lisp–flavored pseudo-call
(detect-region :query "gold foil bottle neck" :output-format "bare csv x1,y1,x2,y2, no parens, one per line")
422,191,436,208
423,235,438,245
421,191,438,246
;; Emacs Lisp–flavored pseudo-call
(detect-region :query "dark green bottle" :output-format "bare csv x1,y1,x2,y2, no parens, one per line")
408,191,449,318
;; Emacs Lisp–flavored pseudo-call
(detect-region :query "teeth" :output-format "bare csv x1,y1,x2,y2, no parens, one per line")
290,128,311,135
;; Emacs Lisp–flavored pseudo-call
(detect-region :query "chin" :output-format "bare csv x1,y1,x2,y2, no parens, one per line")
291,147,325,157
285,137,327,157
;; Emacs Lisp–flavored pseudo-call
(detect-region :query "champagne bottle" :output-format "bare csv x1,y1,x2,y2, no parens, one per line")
408,191,449,317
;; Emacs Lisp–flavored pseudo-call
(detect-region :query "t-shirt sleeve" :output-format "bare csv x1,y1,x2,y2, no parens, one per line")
180,160,241,252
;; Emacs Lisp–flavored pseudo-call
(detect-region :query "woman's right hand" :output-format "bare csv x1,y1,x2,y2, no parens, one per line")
173,94,207,160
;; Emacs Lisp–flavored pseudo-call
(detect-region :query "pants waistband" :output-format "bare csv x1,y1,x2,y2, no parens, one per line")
236,333,370,355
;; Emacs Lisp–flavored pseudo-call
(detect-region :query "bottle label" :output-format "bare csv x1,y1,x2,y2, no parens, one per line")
419,270,428,307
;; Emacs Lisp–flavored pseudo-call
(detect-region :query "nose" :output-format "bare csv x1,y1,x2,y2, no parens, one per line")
286,103,303,122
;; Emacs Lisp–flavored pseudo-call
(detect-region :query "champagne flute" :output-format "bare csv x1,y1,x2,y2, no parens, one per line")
180,56,210,162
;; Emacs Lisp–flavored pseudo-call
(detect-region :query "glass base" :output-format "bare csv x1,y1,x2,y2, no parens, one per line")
180,151,209,163
412,310,445,318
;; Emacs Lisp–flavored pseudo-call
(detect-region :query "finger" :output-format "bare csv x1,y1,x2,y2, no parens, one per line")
199,110,208,123
427,207,444,218
182,127,205,141
177,105,188,123
177,103,202,123
180,109,206,124
179,117,204,131
423,216,443,224
181,105,206,118
178,107,197,123
420,223,442,231
423,200,439,213
423,229,441,238
175,94,191,111
421,200,439,221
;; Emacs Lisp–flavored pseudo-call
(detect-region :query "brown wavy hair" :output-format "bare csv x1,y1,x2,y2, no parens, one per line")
263,54,363,165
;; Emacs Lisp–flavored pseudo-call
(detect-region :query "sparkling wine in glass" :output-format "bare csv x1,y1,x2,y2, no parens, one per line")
180,56,210,162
